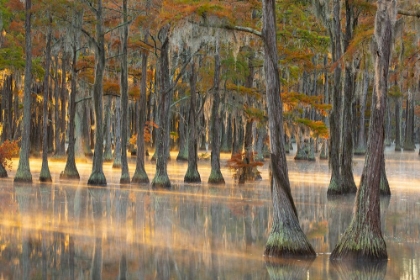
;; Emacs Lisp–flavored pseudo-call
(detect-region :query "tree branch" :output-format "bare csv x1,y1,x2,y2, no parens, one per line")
398,9,420,18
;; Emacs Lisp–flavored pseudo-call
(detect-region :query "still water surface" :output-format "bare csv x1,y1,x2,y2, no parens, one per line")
0,146,419,279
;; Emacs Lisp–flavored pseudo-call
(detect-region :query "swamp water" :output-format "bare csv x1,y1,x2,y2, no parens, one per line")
0,145,419,279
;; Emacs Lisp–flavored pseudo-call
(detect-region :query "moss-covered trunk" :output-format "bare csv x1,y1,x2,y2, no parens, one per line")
184,59,201,183
14,0,33,183
262,0,315,259
330,0,395,260
208,46,225,185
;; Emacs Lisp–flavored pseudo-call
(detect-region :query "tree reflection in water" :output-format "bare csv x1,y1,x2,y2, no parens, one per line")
1,149,420,279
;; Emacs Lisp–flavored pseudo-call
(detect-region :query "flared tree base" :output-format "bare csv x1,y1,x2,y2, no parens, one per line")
112,160,122,169
264,227,316,259
184,168,201,183
208,169,225,185
327,177,357,196
403,142,416,151
88,171,107,186
132,170,150,184
14,169,32,183
0,164,8,178
39,165,52,182
176,150,188,162
120,174,131,185
60,171,80,180
330,226,387,261
379,175,391,196
151,173,171,189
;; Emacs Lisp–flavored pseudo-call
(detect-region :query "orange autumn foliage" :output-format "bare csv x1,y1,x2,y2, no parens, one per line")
0,140,19,170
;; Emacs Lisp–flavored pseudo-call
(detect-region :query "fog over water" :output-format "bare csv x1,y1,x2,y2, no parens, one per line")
0,145,419,279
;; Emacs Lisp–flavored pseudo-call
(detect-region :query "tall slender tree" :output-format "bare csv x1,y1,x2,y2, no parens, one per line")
262,0,315,258
330,0,397,261
14,0,33,183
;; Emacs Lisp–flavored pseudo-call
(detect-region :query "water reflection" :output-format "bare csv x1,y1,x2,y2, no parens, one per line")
1,148,420,279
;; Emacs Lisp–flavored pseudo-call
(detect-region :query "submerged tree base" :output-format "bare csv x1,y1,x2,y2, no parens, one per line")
354,147,366,155
330,226,387,261
87,171,107,186
327,177,357,196
120,174,131,185
132,170,150,184
151,173,171,189
208,170,225,185
60,171,80,180
264,228,316,259
176,150,188,162
184,168,201,183
14,170,32,183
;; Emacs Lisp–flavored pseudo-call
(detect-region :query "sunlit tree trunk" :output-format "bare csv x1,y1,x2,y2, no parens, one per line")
208,44,225,185
151,24,172,188
184,59,201,183
330,0,396,260
88,0,107,185
40,15,53,182
61,10,80,180
14,0,33,183
262,0,315,258
113,97,122,168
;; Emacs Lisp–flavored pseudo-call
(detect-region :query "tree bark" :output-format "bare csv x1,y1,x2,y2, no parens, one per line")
119,0,130,184
262,0,315,259
208,44,225,185
39,15,53,182
184,59,201,183
61,12,81,180
403,93,415,151
355,71,369,155
330,0,395,261
88,0,107,185
394,97,402,151
151,24,172,189
132,32,150,184
113,97,122,168
14,0,33,183
103,96,113,162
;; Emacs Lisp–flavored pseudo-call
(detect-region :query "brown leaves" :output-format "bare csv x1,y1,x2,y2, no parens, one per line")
0,140,19,170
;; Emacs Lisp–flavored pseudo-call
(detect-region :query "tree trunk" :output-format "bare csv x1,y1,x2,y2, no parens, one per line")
355,71,369,155
176,101,188,161
59,55,68,156
403,93,415,151
330,0,395,260
119,0,130,184
255,124,267,162
151,24,172,189
61,12,80,180
262,0,315,259
103,96,113,162
394,97,402,151
113,97,122,168
88,0,107,185
131,31,149,184
184,59,201,183
14,0,33,182
208,45,225,185
379,152,390,195
327,0,343,195
340,65,357,192
39,15,53,182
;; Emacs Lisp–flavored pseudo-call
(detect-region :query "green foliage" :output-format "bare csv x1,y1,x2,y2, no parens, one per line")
0,47,25,71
